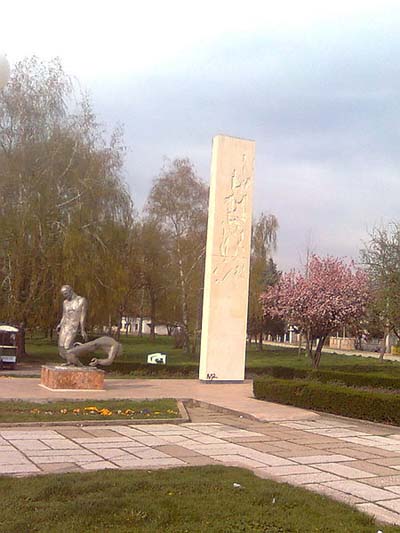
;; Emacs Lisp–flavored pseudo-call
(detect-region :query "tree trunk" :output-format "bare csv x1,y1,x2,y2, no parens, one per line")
138,287,145,337
258,331,263,351
312,336,326,369
149,292,156,342
305,330,312,359
379,326,390,362
297,333,302,357
176,241,190,354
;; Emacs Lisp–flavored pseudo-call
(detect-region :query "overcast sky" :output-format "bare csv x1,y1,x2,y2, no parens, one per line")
2,0,400,270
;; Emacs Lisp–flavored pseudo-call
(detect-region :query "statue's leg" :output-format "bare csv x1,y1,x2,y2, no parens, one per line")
65,351,84,367
61,330,82,366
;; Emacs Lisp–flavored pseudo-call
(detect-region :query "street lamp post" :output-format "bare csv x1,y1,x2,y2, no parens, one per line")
0,54,10,89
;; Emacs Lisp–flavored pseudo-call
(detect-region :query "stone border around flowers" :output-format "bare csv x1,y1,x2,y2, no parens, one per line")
0,400,190,428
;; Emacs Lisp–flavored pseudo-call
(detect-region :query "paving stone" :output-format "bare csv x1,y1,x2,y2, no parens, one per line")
304,483,365,505
211,454,267,469
288,436,340,445
364,475,400,488
235,442,293,456
182,456,218,466
385,486,400,495
8,439,50,451
134,423,185,431
0,463,40,474
39,463,82,473
305,429,369,438
0,430,63,440
130,448,171,459
79,461,118,470
144,429,201,438
350,460,399,476
55,428,92,439
0,446,20,453
83,428,122,437
313,463,375,479
108,426,149,437
324,480,398,501
191,435,226,444
93,449,136,460
266,441,321,453
130,436,169,446
79,441,142,450
375,498,400,514
341,436,400,450
323,447,382,460
31,454,100,464
115,457,185,468
155,445,203,458
256,465,319,477
237,448,294,466
26,449,96,457
73,437,134,444
0,452,31,464
387,435,400,441
152,435,194,445
40,439,82,450
355,503,400,526
289,454,355,464
371,457,400,467
349,446,400,458
179,442,242,454
108,457,144,467
278,472,342,485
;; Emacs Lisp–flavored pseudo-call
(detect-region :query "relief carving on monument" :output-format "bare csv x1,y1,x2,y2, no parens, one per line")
213,154,251,284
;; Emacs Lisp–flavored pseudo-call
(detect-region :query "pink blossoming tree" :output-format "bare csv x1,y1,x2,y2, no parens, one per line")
260,255,370,368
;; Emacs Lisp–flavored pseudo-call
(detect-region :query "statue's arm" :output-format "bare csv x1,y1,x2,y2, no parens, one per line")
80,298,88,341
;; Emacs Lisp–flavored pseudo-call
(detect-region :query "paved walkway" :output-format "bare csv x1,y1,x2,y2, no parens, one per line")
264,340,400,361
2,377,400,527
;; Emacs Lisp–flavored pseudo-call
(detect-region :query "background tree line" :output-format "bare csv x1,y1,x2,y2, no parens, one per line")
0,57,279,354
8,56,398,364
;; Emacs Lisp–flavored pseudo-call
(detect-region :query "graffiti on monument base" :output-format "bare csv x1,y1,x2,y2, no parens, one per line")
206,373,218,380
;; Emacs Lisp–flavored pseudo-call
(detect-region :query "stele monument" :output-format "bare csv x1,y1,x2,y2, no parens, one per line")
199,134,255,382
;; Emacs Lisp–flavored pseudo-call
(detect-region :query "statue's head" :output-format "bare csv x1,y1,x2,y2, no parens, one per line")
60,285,74,300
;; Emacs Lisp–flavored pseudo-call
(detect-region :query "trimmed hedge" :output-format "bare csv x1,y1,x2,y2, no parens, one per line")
108,361,400,387
108,361,198,377
253,376,400,425
247,365,400,390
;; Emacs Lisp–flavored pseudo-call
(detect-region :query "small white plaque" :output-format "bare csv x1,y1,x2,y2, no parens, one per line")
147,353,166,364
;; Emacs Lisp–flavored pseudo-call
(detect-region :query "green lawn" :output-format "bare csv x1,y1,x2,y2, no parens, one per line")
24,335,400,376
0,399,179,423
25,335,187,365
0,466,396,533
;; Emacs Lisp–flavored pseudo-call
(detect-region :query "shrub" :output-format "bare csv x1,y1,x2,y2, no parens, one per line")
247,366,400,390
253,376,400,425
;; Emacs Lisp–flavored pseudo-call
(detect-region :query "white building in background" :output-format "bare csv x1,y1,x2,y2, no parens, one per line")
121,317,169,336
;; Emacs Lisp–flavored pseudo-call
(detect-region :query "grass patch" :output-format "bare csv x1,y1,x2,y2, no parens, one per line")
0,399,179,423
0,466,396,533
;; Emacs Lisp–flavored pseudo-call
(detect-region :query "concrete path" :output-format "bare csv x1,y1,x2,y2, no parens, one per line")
2,378,400,527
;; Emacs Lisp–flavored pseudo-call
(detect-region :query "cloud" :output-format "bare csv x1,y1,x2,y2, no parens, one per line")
6,1,398,271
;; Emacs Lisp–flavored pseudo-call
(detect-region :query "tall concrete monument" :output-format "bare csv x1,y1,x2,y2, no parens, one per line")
199,135,255,382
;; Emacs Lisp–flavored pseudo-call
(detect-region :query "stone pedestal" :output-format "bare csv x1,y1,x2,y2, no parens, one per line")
41,365,105,390
199,135,255,382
